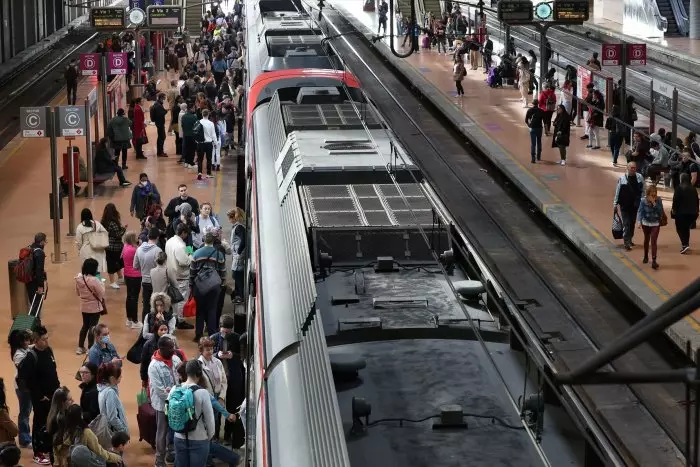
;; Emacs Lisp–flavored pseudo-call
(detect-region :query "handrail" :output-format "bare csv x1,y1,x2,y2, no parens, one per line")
671,0,690,35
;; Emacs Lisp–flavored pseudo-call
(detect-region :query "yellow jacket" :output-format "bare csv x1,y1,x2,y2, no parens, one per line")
53,428,122,467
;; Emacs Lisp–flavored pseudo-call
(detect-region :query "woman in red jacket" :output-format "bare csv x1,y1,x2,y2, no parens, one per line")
537,83,557,137
132,97,147,159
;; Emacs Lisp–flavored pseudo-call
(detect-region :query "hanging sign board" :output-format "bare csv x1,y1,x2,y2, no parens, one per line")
553,0,589,22
147,6,183,28
497,1,534,23
90,7,127,30
56,106,86,137
20,107,49,138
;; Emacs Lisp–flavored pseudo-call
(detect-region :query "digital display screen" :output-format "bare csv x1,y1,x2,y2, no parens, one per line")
147,6,182,27
554,1,589,22
497,1,534,23
91,8,126,29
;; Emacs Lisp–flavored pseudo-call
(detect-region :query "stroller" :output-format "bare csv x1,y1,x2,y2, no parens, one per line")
487,67,502,88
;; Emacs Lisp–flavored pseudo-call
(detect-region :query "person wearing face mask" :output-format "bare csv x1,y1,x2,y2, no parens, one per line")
193,202,220,248
87,324,122,369
130,173,162,220
148,336,182,467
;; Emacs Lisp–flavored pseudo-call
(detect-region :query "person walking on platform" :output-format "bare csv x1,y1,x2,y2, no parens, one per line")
151,93,169,158
516,57,530,107
132,98,147,160
452,56,466,98
637,185,665,269
525,99,544,163
75,208,108,275
606,105,626,166
377,0,388,35
552,104,570,166
25,233,47,314
614,161,645,251
672,173,699,254
65,59,79,106
130,173,162,220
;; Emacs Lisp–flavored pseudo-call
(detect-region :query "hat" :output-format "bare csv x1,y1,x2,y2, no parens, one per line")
650,133,662,143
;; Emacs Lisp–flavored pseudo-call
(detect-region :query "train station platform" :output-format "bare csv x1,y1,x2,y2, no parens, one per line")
330,1,700,353
0,71,240,465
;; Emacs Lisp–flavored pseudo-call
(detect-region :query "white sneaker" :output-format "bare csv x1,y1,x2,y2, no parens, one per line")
126,319,134,328
76,347,86,355
131,321,143,329
110,282,120,289
560,160,566,166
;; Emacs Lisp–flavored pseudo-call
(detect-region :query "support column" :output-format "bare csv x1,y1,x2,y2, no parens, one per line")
690,0,700,39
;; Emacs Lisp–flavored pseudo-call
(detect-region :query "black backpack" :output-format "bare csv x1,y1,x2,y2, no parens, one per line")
193,120,205,142
65,64,78,82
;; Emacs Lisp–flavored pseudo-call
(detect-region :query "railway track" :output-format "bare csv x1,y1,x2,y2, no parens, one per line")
317,6,693,465
0,30,102,151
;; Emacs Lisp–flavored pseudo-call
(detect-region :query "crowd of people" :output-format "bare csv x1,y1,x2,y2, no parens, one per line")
3,4,250,467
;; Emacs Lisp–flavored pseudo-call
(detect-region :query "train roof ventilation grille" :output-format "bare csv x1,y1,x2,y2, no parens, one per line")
322,141,375,151
267,35,322,45
283,104,381,131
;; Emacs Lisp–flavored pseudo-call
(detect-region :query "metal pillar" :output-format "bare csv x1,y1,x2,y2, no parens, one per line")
649,79,655,133
537,24,551,88
101,55,109,138
690,0,700,39
505,24,511,56
620,43,627,121
48,108,62,264
67,145,76,236
671,87,679,148
85,97,94,199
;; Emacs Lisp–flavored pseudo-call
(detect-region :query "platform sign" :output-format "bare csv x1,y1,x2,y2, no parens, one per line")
627,44,647,66
20,107,49,138
130,0,144,8
497,1,534,23
601,43,621,66
553,0,589,22
147,6,182,28
652,79,674,113
88,88,98,116
56,106,86,137
91,7,127,30
79,53,100,76
107,52,127,75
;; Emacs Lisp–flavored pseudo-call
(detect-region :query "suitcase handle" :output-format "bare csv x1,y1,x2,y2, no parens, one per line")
29,293,45,318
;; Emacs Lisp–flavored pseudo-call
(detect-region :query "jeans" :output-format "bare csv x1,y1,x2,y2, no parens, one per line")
233,270,244,300
208,441,240,466
197,142,214,175
32,397,51,456
675,214,695,248
620,208,637,245
111,164,127,184
642,224,660,259
589,125,600,147
195,288,220,337
67,81,78,105
155,410,173,467
115,146,128,167
174,278,190,322
16,388,32,445
609,132,621,163
156,124,166,155
79,312,101,349
125,276,141,322
529,128,542,161
455,80,464,96
142,282,154,321
174,437,210,467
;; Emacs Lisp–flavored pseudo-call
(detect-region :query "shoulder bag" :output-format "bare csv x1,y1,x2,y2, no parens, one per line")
194,250,222,295
166,270,185,303
83,275,108,315
89,222,109,250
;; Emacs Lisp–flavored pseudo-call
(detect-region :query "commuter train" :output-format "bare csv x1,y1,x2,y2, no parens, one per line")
242,0,356,465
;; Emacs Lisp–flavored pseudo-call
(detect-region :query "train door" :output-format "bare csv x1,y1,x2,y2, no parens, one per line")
24,0,37,49
0,0,10,64
10,0,23,57
37,0,45,41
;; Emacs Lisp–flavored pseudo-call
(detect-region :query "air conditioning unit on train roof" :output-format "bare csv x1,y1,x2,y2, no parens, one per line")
296,87,342,105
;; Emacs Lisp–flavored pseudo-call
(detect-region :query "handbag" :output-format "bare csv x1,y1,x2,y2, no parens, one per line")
612,211,623,240
194,251,222,295
88,223,109,250
139,135,149,145
166,271,185,304
126,334,146,364
75,354,88,382
83,276,108,315
88,413,115,450
660,210,668,227
183,296,197,318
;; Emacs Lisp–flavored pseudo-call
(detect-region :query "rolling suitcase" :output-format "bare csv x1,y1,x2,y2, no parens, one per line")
137,400,157,449
9,293,44,337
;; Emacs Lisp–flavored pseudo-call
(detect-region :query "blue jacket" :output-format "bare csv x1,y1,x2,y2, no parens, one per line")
97,384,129,434
88,342,121,368
637,197,665,224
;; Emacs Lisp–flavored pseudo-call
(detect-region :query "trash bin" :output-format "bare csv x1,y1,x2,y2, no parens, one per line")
8,260,28,320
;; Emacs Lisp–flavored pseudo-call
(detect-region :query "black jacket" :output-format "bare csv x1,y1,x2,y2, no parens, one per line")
151,101,167,126
140,336,159,383
164,196,200,224
18,347,60,401
525,107,543,129
672,184,699,217
552,113,571,148
94,146,115,174
30,242,46,288
80,380,100,424
210,331,245,406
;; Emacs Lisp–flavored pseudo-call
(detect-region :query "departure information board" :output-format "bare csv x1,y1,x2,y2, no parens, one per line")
90,7,127,29
147,6,183,28
497,1,534,23
554,0,589,22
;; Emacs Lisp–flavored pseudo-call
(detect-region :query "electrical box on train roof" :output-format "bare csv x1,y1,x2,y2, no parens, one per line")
296,87,342,105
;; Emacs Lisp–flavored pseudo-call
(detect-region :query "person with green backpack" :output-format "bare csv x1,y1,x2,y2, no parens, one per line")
167,360,215,467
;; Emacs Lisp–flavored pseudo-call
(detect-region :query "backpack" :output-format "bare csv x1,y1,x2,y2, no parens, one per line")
69,442,106,467
15,246,37,283
193,120,205,143
65,64,78,83
166,384,202,433
545,93,556,112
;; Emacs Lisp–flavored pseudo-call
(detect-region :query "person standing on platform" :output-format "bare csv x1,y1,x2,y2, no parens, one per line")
190,233,226,342
607,105,626,166
672,173,699,254
165,184,200,226
586,90,605,150
26,233,47,314
151,93,169,158
75,208,108,276
134,228,163,321
377,0,388,35
148,336,182,467
181,104,198,170
637,185,665,269
132,98,147,160
75,258,106,355
18,326,60,465
131,173,162,220
65,59,79,106
175,38,188,72
452,56,466,99
586,52,602,71
122,231,142,329
614,161,645,251
516,57,530,107
482,34,493,71
195,109,217,181
166,224,194,330
101,203,126,289
107,109,132,170
537,83,557,137
525,99,544,164
552,104,570,166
